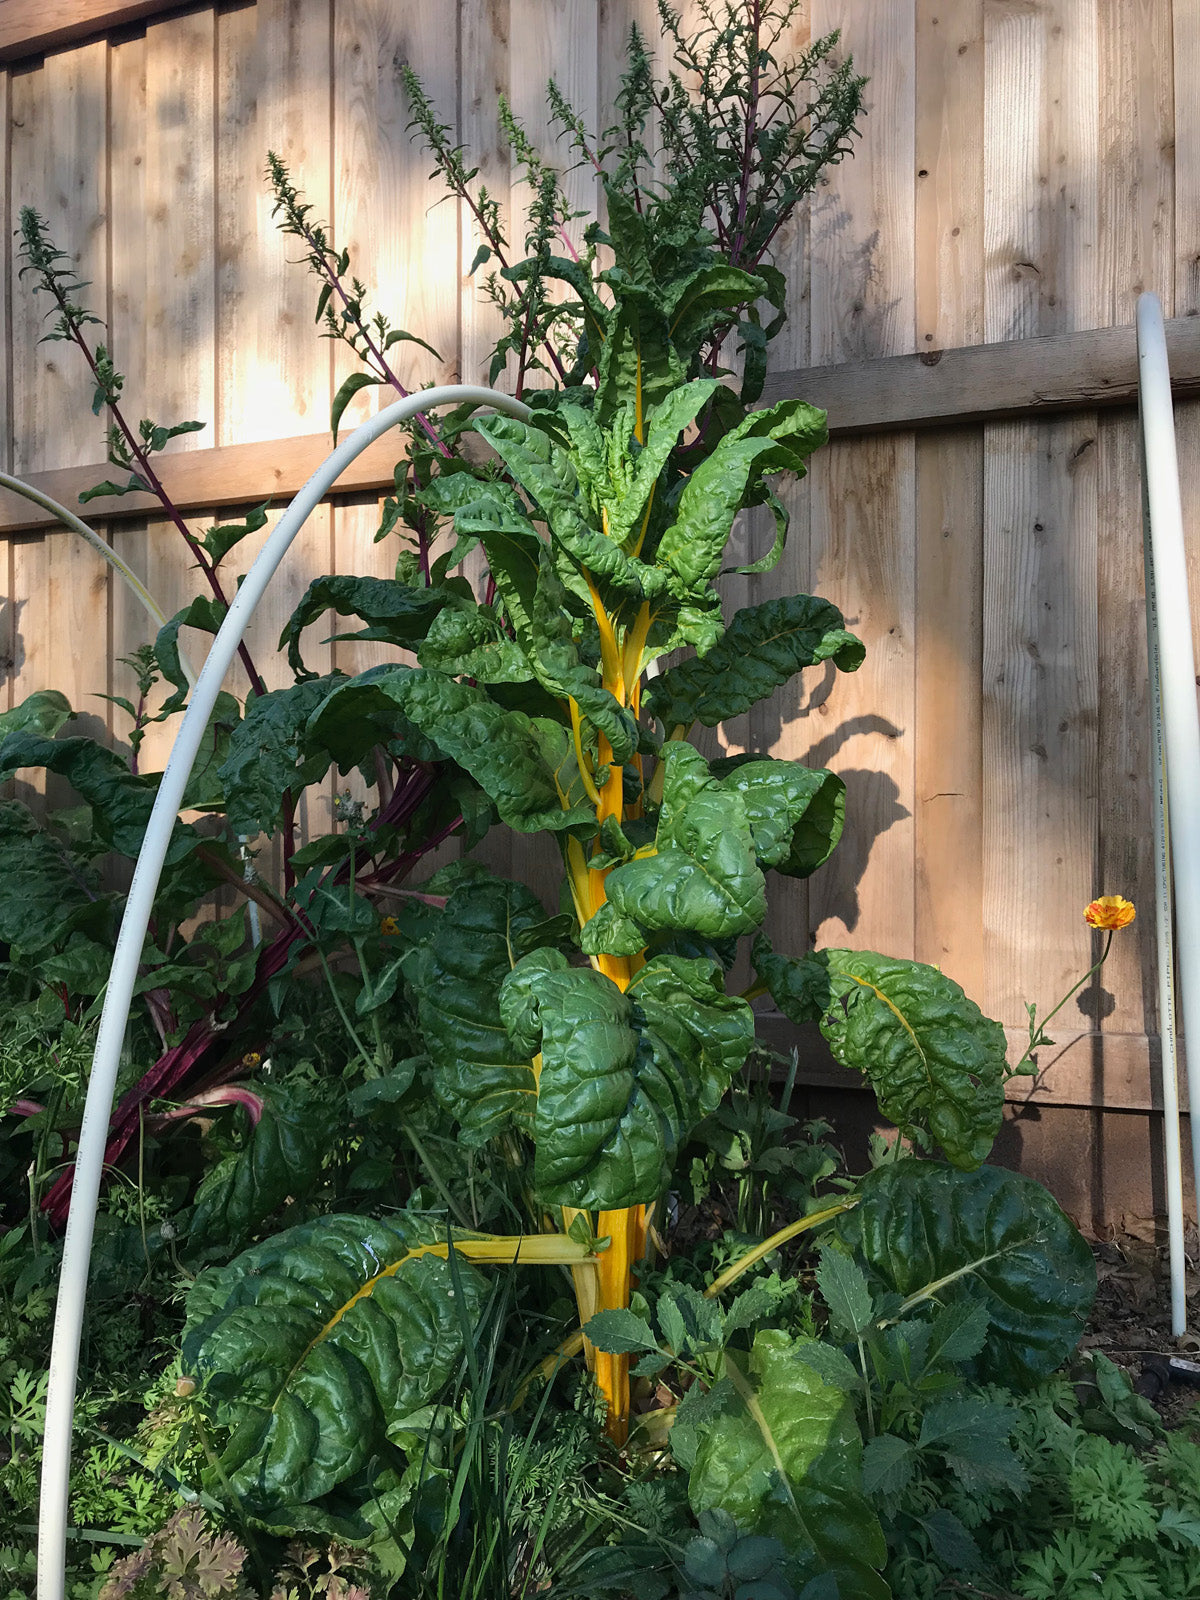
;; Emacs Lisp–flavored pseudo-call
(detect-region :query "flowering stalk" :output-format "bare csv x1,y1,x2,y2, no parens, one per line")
1012,896,1137,1077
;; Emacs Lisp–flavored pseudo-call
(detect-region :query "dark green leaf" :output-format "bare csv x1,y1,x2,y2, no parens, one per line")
281,575,454,679
711,756,846,879
583,1309,660,1355
837,1158,1097,1387
589,743,766,947
645,596,864,729
182,1212,487,1510
688,1330,888,1600
861,1433,916,1497
815,1247,875,1341
331,370,385,444
0,801,109,954
0,733,197,861
508,951,753,1207
414,877,569,1144
0,689,73,741
155,596,228,713
217,678,336,836
200,504,269,568
78,474,148,503
189,1083,333,1246
753,942,1007,1169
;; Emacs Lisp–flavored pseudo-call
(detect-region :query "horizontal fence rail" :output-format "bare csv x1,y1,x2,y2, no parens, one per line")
5,319,1200,537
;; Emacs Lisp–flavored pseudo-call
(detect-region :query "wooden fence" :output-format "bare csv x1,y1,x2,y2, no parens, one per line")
3,0,1200,1220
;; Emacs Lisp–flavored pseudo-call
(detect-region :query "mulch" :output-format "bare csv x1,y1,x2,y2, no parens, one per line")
1081,1227,1200,1429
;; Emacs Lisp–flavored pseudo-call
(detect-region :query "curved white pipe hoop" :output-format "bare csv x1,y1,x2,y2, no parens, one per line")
37,385,532,1599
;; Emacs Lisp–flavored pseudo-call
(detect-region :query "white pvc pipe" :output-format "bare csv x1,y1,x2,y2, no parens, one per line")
1138,291,1200,1326
36,385,532,1599
1139,375,1188,1337
0,469,196,688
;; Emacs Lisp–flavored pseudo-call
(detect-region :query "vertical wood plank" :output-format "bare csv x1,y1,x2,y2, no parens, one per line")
806,0,916,961
981,0,1101,1050
218,0,332,447
10,45,109,474
1174,0,1200,318
1094,411,1153,1039
983,0,1099,341
913,430,984,995
1092,1,1173,1063
460,0,510,390
915,0,984,352
912,0,985,995
981,416,1099,1027
332,0,459,437
8,43,112,812
1098,0,1173,324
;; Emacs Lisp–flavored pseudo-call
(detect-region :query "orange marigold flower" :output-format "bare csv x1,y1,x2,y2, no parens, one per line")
1084,895,1136,930
380,915,400,936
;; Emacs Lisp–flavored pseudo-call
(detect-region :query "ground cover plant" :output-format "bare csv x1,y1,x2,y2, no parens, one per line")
0,3,1174,1596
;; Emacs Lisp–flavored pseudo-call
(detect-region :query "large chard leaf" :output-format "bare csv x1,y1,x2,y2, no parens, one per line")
503,952,753,1207
645,595,865,728
0,801,110,955
655,400,827,589
837,1159,1097,1387
583,743,766,953
182,1213,487,1510
414,877,571,1144
308,667,594,835
217,678,335,837
472,413,674,611
281,575,457,679
416,604,530,684
0,733,197,861
712,756,846,879
189,1083,333,1246
753,942,1007,1169
0,688,73,741
687,1328,889,1600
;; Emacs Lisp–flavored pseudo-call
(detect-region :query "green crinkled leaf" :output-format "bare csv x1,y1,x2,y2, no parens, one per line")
308,666,592,834
665,263,768,366
0,801,110,955
594,288,685,434
414,877,570,1144
688,1329,889,1600
281,575,456,679
182,1212,486,1511
473,412,674,612
0,689,73,741
655,402,827,590
645,595,864,729
752,941,1007,1169
416,603,531,683
217,678,335,837
506,951,753,1208
711,756,846,879
0,733,198,862
590,743,766,947
837,1158,1097,1388
606,380,719,545
189,1083,333,1246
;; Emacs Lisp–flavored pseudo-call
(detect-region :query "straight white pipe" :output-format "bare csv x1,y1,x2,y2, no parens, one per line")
1139,397,1188,1336
1137,292,1200,1303
36,385,532,1600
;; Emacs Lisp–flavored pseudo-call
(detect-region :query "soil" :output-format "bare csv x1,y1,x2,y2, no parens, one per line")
1082,1227,1200,1430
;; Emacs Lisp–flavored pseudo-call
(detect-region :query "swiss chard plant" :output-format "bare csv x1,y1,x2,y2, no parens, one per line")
0,4,1104,1594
